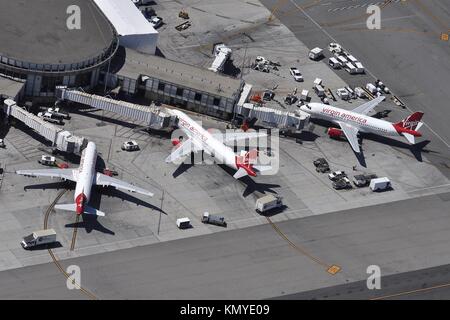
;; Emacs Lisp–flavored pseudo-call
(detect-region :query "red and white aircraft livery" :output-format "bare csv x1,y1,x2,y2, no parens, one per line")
166,109,271,179
299,96,424,153
16,142,153,217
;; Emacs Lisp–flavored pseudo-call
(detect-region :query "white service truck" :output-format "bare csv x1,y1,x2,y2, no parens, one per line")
255,194,283,213
21,229,57,249
370,177,391,191
201,212,227,227
176,217,191,229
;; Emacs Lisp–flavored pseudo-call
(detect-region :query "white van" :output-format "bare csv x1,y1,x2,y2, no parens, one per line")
176,217,191,229
370,177,391,191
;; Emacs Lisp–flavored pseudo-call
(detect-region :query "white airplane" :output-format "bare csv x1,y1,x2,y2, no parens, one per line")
16,142,153,217
299,96,424,153
165,109,271,179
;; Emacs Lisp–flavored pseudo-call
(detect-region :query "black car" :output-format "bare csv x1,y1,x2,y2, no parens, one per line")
316,164,330,173
353,174,378,187
313,158,328,167
333,177,352,190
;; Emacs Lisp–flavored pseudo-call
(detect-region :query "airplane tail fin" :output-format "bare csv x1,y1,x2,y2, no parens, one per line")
234,149,258,179
393,111,424,144
54,203,106,217
395,112,424,131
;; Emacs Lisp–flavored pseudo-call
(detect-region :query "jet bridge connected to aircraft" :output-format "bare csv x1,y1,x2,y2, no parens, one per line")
2,99,87,154
235,103,310,132
55,86,176,130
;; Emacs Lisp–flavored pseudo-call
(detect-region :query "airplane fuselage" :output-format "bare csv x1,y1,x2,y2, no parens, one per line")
74,141,97,213
304,103,400,137
172,110,239,171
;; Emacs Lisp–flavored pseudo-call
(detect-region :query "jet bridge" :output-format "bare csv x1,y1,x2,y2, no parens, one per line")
55,86,176,129
2,99,87,154
234,103,310,132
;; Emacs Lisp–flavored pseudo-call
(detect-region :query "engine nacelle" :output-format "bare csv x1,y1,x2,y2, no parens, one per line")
327,127,344,139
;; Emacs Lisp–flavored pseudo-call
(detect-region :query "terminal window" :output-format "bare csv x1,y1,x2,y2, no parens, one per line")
176,88,184,97
194,93,202,101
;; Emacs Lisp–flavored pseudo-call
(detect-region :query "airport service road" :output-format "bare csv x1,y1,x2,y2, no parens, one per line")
1,192,450,299
277,263,450,300
259,0,450,178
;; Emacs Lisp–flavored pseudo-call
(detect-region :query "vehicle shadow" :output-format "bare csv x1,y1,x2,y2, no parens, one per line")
257,204,288,217
25,241,63,251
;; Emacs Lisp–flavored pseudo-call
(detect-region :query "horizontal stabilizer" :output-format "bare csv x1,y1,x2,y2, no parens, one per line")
253,165,272,173
402,132,415,144
233,167,248,179
54,203,106,217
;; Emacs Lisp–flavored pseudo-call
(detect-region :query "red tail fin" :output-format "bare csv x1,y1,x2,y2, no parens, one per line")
395,112,424,130
235,149,258,177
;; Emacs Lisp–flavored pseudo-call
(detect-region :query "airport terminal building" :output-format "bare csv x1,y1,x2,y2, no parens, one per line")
0,0,119,100
0,0,250,120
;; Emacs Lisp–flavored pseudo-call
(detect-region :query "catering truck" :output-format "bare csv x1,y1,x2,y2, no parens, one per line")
370,177,391,191
21,229,57,249
255,194,283,213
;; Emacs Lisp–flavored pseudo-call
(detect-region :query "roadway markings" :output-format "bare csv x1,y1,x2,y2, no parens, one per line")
265,217,341,275
43,189,98,300
327,0,401,12
370,281,450,300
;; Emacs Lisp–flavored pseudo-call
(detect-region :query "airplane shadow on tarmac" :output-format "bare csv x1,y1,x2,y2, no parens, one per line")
219,164,281,198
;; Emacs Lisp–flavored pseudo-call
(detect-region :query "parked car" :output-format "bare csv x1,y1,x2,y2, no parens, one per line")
353,174,378,187
122,140,140,151
328,171,347,181
147,16,163,29
289,67,303,82
38,155,56,166
314,158,327,167
333,177,352,190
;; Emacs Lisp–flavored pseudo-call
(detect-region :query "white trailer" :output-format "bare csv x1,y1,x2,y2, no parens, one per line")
370,177,391,191
354,62,365,74
255,194,283,213
314,85,325,97
21,229,57,249
328,57,341,69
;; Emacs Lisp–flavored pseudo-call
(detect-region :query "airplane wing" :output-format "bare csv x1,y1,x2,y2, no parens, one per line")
165,138,212,163
16,169,77,182
337,121,361,153
95,173,154,197
351,96,385,115
213,131,267,144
